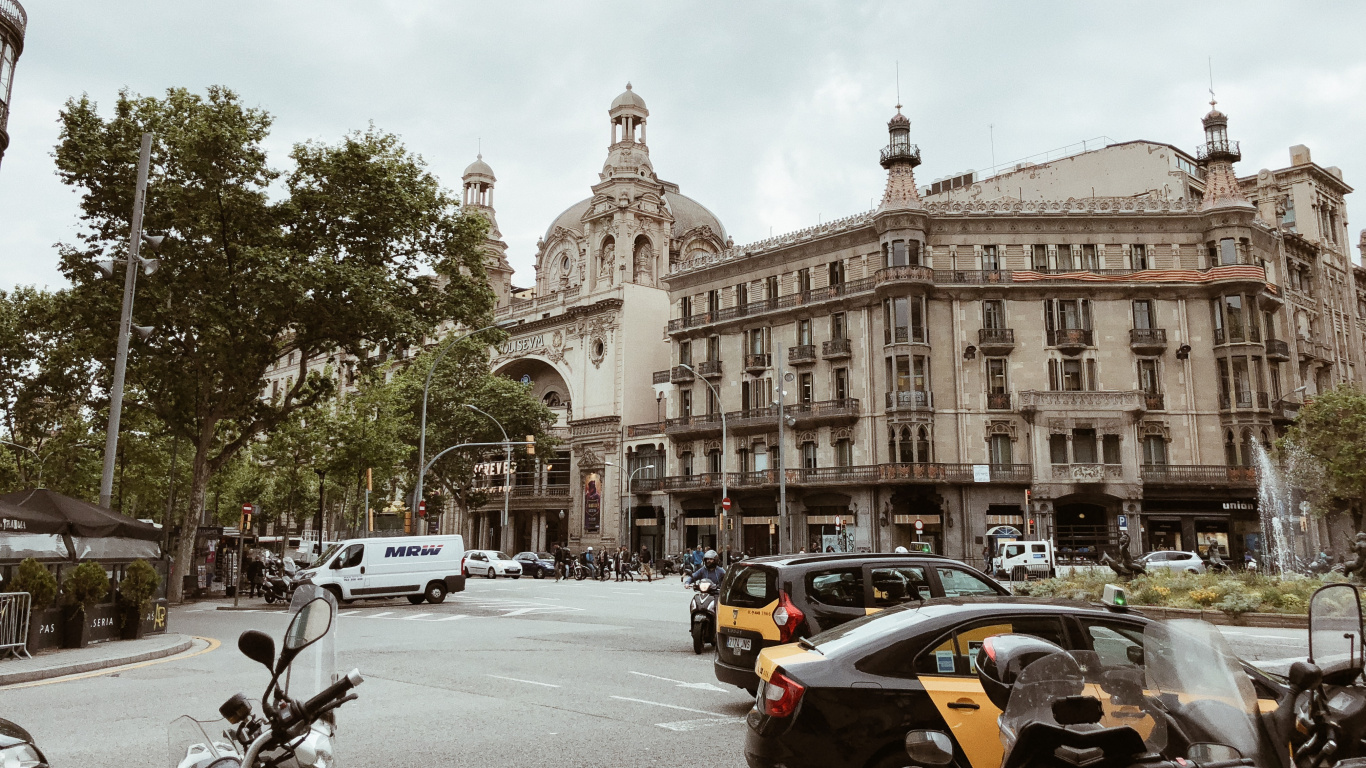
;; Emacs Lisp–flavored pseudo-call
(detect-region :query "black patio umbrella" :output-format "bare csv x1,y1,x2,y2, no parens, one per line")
0,489,161,541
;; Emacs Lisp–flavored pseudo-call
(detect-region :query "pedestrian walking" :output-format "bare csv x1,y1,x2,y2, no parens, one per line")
553,543,568,581
639,545,653,581
246,555,265,598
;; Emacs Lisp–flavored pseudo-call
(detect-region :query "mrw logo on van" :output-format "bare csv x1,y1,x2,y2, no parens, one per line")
384,544,445,558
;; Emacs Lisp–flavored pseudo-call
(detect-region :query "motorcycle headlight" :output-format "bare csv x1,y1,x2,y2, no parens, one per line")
0,743,44,768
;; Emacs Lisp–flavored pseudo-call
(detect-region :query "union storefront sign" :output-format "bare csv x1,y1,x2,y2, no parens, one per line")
499,334,546,356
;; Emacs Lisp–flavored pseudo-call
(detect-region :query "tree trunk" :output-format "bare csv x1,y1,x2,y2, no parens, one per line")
168,436,214,603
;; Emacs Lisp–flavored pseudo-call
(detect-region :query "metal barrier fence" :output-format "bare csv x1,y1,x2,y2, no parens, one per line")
0,592,32,659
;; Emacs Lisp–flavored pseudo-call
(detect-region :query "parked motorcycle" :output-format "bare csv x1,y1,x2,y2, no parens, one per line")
168,584,362,767
689,579,717,655
261,559,298,604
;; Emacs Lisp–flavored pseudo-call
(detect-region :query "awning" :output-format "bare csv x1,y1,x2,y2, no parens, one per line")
0,497,67,535
0,489,161,541
0,532,70,561
894,514,942,525
683,517,718,526
986,514,1024,525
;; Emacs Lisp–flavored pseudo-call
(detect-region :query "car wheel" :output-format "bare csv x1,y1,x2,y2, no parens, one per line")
264,593,276,604
407,595,425,605
323,585,344,605
533,569,544,580
425,581,448,604
512,574,521,580
485,567,496,579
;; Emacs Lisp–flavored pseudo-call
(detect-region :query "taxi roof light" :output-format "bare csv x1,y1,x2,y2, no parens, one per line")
1103,584,1128,610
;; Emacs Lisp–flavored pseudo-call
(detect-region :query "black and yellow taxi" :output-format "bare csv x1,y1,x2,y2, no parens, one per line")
742,597,1287,768
714,553,1007,695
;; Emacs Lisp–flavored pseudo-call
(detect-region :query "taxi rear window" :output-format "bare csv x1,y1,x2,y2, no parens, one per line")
722,565,776,608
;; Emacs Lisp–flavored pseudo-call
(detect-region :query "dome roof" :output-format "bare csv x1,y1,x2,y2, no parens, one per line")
611,82,647,112
543,190,726,242
888,109,910,127
463,154,495,180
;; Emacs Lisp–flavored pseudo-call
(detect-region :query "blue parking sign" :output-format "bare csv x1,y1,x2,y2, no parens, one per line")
1117,514,1128,531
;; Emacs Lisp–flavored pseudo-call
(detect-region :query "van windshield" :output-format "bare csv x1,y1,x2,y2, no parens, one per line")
315,543,342,566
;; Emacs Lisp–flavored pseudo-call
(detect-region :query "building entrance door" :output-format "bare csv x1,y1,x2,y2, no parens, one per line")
1055,503,1112,563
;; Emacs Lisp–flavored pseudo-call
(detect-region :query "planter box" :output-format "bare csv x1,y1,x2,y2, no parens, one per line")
1133,604,1309,629
86,603,120,644
26,606,64,652
140,598,169,636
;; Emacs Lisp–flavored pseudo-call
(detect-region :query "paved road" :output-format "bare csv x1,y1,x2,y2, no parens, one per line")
3,575,1312,767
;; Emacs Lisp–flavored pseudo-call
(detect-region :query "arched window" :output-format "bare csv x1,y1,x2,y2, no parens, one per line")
1240,429,1255,467
1224,430,1238,466
542,391,561,407
633,235,653,284
916,426,932,464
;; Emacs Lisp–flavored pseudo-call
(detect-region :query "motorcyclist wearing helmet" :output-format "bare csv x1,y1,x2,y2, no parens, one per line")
683,549,725,588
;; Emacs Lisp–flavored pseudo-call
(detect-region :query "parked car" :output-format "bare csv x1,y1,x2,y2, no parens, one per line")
743,597,1285,768
514,551,555,579
463,550,523,579
715,552,1007,694
1135,549,1207,574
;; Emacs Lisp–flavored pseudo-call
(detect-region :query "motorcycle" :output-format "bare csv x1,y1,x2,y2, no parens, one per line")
168,584,363,767
689,579,716,655
261,559,298,604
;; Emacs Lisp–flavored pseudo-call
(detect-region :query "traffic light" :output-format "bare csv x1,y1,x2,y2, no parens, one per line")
526,435,535,455
242,509,252,532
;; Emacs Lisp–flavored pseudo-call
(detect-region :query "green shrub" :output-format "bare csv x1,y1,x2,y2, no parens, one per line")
10,557,58,609
62,561,110,612
1216,589,1262,616
118,559,161,614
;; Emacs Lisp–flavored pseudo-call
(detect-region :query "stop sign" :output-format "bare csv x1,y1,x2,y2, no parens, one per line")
721,497,731,512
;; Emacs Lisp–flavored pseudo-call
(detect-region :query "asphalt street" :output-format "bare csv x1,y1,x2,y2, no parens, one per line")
2,575,1311,768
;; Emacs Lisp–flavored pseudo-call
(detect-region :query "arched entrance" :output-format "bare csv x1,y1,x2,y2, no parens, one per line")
1055,501,1112,563
494,357,571,412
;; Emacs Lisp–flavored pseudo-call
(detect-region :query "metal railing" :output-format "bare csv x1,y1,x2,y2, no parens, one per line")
979,328,1015,347
823,338,853,357
1141,464,1257,486
659,462,1033,491
664,412,724,433
1197,139,1241,162
785,398,861,421
630,478,662,494
626,421,666,437
880,143,921,166
987,391,1012,410
1048,328,1094,347
662,473,728,491
0,0,26,36
666,275,878,332
0,592,32,659
697,360,723,377
670,365,695,383
651,370,670,385
744,353,771,370
1129,328,1167,347
937,270,1013,284
788,345,816,364
888,326,928,344
1144,393,1165,410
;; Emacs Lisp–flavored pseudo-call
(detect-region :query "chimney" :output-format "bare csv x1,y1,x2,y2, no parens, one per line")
1290,144,1312,166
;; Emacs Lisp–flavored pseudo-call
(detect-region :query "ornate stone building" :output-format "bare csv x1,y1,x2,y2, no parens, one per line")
0,0,26,171
645,99,1358,566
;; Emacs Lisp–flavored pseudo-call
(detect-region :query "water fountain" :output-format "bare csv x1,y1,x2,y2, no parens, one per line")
1252,439,1297,575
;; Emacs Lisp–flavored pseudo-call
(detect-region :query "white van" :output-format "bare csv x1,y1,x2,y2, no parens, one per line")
295,535,466,604
993,540,1055,579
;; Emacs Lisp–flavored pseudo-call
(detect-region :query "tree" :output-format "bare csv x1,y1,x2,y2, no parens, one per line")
53,86,496,600
393,340,559,536
1280,384,1366,540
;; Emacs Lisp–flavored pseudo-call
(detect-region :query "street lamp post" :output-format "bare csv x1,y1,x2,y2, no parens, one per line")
678,363,726,552
412,320,516,526
99,132,164,509
464,403,510,549
605,460,655,557
314,468,326,545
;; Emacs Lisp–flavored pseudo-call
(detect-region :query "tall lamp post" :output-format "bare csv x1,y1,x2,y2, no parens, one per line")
605,460,655,555
677,363,727,552
99,131,165,509
412,319,517,524
464,403,510,549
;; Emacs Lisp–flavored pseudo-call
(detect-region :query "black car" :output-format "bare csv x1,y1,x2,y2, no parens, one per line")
744,597,1286,768
513,551,555,579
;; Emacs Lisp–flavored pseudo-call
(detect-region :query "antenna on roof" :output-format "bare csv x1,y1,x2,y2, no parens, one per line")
1207,57,1216,107
895,61,901,112
478,137,482,157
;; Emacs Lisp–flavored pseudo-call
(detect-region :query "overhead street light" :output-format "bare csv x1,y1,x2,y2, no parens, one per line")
465,402,511,549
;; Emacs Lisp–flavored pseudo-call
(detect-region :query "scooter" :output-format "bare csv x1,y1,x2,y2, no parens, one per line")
260,560,297,604
168,584,363,767
689,579,717,655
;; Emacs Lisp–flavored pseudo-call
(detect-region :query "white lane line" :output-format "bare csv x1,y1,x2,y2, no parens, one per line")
631,671,688,684
435,614,469,622
488,675,560,688
656,717,747,731
629,671,728,692
366,611,394,618
403,613,433,621
610,696,730,717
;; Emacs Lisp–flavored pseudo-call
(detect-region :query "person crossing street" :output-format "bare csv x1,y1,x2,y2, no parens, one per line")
638,545,653,581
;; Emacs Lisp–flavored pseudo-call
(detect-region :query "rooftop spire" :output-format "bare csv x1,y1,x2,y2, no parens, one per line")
877,104,923,212
1197,98,1252,211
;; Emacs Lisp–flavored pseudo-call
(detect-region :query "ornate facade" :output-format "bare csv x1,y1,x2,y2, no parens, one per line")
0,0,26,171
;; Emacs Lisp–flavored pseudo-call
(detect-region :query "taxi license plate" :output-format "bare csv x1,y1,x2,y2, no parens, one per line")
726,637,751,651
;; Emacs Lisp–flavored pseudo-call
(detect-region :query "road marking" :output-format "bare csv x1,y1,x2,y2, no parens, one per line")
0,636,222,690
367,611,394,618
610,696,730,717
435,614,469,622
403,613,433,621
488,674,560,688
656,717,747,731
629,670,728,692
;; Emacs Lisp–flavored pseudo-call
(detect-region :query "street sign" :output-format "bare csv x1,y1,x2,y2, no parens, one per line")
1117,514,1128,531
914,519,924,533
721,497,731,512
418,500,427,518
972,464,991,483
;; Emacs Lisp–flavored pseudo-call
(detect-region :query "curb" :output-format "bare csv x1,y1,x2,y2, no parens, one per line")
0,635,194,686
216,605,289,611
1132,605,1309,629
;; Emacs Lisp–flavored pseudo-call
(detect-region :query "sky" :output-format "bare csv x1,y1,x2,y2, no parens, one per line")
2,1,1364,291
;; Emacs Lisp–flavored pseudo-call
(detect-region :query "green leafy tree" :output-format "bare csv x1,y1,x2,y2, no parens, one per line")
53,86,496,600
1280,384,1366,540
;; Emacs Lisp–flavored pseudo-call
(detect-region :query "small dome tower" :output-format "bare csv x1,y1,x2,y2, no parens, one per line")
1197,100,1253,211
877,106,924,212
462,154,514,307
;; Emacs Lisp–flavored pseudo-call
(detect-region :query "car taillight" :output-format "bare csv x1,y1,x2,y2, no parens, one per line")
759,669,805,718
772,590,804,643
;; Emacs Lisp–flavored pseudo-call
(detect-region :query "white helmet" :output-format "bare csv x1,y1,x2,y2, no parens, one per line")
894,546,909,554
587,546,593,551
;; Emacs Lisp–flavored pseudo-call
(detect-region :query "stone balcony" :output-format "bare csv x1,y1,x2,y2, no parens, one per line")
660,462,1031,493
1265,338,1291,362
1050,464,1123,483
744,353,771,373
786,398,860,427
886,390,933,413
696,360,723,378
788,345,817,365
1019,390,1147,414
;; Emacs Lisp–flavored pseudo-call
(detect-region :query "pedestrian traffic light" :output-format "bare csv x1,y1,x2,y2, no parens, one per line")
526,435,535,455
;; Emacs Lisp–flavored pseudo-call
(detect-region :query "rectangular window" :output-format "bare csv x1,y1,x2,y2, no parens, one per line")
829,260,846,286
885,297,910,343
1218,359,1231,407
799,372,814,404
1032,244,1048,271
983,300,1005,329
736,283,748,308
1143,435,1167,465
831,312,847,340
1057,244,1074,271
1224,295,1244,342
797,268,812,294
680,296,692,318
681,452,693,476
708,449,722,474
1081,244,1097,270
680,389,693,417
907,240,921,266
707,335,720,362
738,447,751,473
707,289,719,314
990,434,1012,465
678,340,691,366
1072,429,1098,463
1062,359,1083,391
1132,244,1148,270
802,442,817,469
1133,300,1153,330
1050,434,1069,464
753,449,769,471
982,244,1000,271
1220,238,1237,266
1212,298,1225,343
890,240,907,267
913,356,929,393
909,296,926,342
1085,359,1099,391
765,275,779,300
1263,311,1276,341
706,385,719,415
1103,434,1120,465
835,439,853,468
1232,357,1251,406
1137,359,1159,394
834,367,849,400
797,319,812,345
986,358,1008,395
1270,364,1283,401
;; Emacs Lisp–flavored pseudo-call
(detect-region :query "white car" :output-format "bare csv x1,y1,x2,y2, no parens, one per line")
1135,550,1207,574
464,550,523,579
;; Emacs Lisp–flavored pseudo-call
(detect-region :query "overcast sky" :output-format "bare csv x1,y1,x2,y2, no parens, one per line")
2,1,1364,291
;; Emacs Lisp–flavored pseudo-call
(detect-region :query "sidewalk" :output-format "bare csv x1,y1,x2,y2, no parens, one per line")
0,633,193,686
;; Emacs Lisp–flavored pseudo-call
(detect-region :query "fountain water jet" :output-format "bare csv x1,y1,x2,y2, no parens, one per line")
1253,439,1297,575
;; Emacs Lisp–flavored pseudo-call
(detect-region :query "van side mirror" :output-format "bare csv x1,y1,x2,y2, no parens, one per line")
330,558,343,570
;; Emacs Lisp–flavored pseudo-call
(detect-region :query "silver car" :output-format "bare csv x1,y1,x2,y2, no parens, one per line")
1136,550,1207,574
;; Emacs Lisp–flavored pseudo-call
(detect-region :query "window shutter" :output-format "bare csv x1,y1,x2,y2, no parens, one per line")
973,244,984,270
1095,243,1106,270
1122,244,1132,271
1046,244,1058,271
1048,359,1060,391
948,244,959,270
1043,299,1056,333
1081,299,1093,330
1024,244,1034,270
1086,359,1099,391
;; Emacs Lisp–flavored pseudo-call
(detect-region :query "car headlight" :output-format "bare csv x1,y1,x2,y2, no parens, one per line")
0,743,45,768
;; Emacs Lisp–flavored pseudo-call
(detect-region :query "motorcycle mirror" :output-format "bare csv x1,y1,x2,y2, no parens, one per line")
238,630,276,672
904,730,954,766
1308,583,1364,670
276,597,334,673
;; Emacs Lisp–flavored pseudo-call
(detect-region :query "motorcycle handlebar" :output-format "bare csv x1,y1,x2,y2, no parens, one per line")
300,668,363,720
